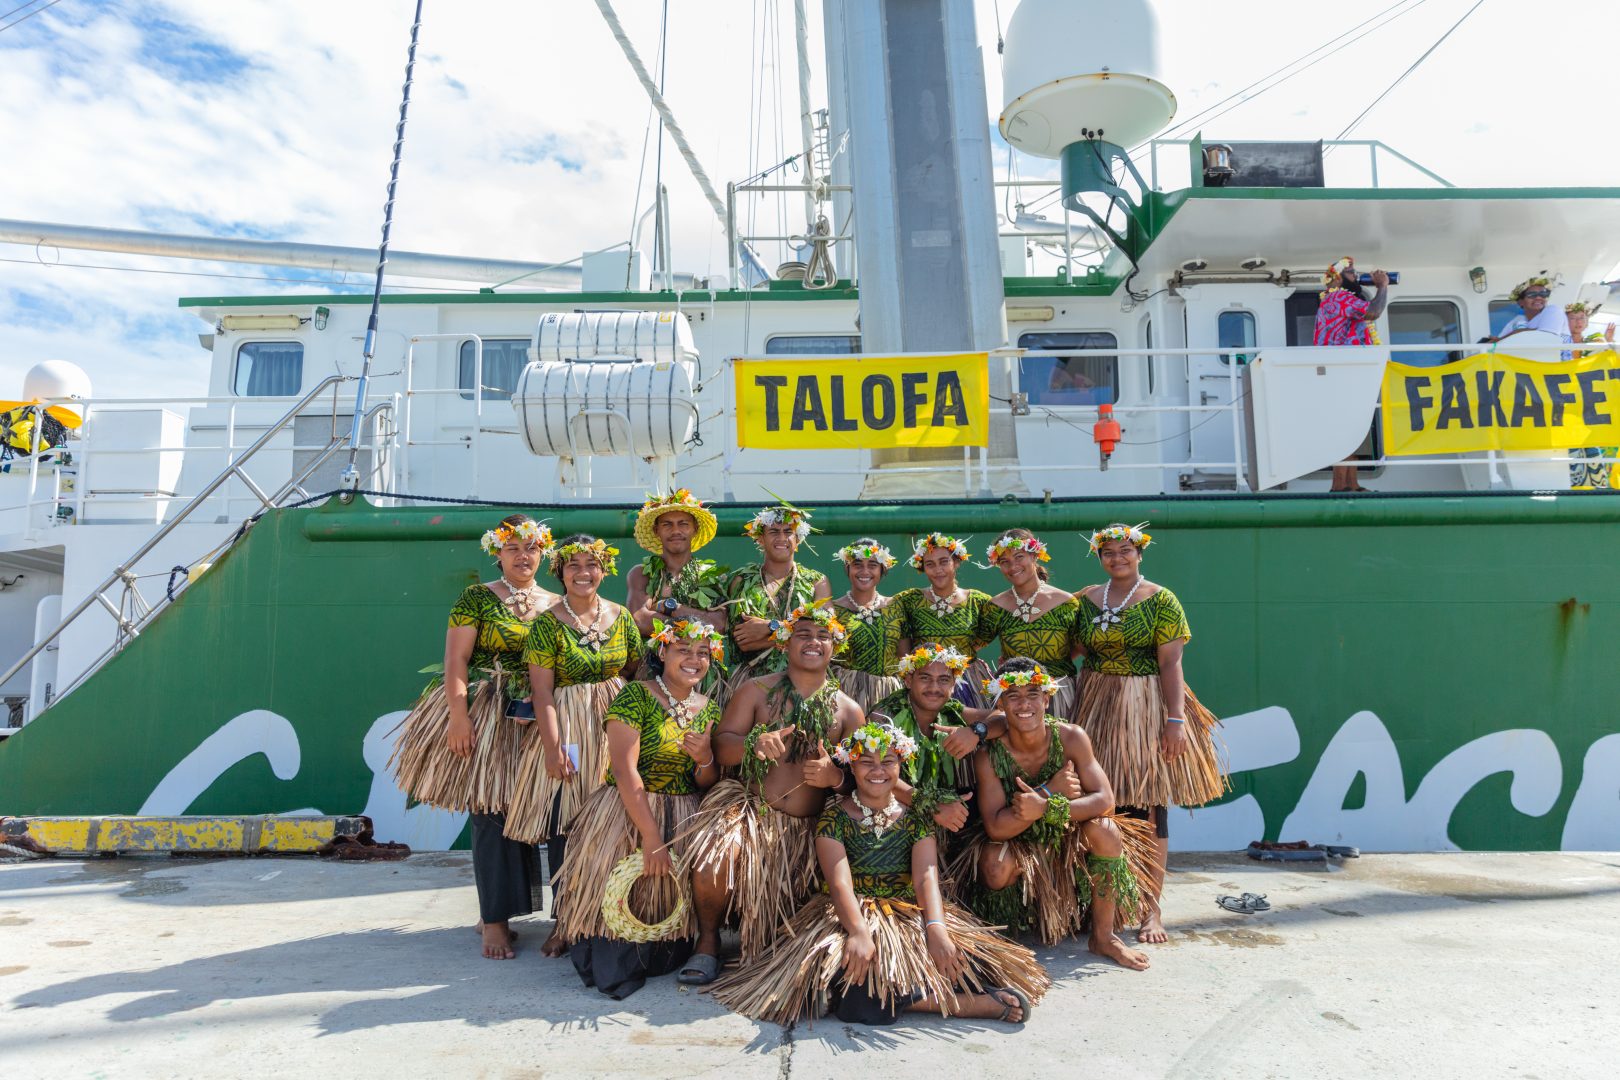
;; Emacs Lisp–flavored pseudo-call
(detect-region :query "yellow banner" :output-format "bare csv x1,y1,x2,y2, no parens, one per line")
1381,350,1620,455
734,352,989,449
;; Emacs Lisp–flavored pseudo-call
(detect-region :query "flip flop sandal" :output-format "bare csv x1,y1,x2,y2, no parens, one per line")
988,985,1032,1026
678,953,721,986
1216,894,1270,914
1247,843,1327,863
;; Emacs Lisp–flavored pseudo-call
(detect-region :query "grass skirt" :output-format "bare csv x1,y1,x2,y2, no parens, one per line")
553,785,701,943
832,665,903,716
387,677,524,813
682,779,819,961
503,677,624,844
708,895,1051,1026
948,815,1159,944
951,658,993,710
1073,671,1227,808
1049,676,1076,720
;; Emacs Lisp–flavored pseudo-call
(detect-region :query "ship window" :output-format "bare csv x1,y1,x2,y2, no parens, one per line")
1217,310,1256,365
764,335,861,355
458,338,530,401
1488,300,1521,338
1388,300,1463,366
1018,331,1117,406
233,342,304,396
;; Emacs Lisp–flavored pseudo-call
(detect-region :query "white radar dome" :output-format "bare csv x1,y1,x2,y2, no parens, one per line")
23,360,92,422
999,0,1176,157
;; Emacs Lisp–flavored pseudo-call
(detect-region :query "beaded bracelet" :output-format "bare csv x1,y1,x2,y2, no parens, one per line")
1165,717,1187,724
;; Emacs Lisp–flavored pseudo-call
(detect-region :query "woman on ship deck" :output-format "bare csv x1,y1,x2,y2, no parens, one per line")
513,534,641,958
1072,523,1228,945
976,529,1083,718
829,538,904,714
554,619,724,998
387,514,556,960
891,533,995,709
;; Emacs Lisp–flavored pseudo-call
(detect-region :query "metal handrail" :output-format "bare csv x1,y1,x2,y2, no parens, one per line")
0,374,363,695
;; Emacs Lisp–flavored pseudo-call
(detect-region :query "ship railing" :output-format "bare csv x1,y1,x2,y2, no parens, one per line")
1144,138,1453,192
0,386,399,527
0,375,400,716
724,340,1605,498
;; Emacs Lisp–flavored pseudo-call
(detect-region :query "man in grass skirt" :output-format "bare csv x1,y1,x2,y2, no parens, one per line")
956,658,1159,971
719,500,831,699
868,644,1010,850
677,600,864,985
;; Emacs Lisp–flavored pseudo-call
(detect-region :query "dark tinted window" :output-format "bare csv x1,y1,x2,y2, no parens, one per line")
1389,300,1463,366
1018,331,1118,406
764,335,861,355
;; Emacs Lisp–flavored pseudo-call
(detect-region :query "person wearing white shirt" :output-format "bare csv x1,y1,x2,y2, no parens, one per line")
1489,277,1573,358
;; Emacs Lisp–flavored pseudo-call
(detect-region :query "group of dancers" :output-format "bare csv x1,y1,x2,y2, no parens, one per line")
391,490,1227,1028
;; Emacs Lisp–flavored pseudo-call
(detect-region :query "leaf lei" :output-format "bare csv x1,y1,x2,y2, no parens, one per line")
644,555,730,611
739,676,841,788
989,719,1069,848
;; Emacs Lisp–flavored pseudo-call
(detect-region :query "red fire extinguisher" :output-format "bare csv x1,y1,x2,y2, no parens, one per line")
1093,403,1121,470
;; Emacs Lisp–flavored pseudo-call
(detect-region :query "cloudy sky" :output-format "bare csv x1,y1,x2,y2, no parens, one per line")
2,0,1617,399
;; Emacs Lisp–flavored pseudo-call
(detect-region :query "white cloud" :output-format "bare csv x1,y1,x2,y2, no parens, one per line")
1,0,1617,399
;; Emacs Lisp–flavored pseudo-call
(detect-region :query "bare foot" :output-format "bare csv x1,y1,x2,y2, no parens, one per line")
1136,911,1169,945
1090,931,1151,971
539,928,567,958
480,921,516,960
473,922,518,942
958,989,1026,1024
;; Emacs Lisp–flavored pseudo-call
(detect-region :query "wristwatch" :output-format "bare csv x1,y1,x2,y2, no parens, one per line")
970,720,989,744
660,597,680,615
767,619,783,634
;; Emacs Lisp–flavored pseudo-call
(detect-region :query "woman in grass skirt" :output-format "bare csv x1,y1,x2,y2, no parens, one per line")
829,538,903,713
388,514,554,960
891,532,996,709
976,529,1082,717
709,720,1048,1027
512,534,641,957
1073,522,1227,945
555,619,725,998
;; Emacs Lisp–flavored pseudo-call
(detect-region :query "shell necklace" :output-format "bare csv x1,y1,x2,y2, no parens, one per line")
843,593,885,626
1092,577,1144,629
562,594,607,651
499,578,545,620
854,793,903,838
655,674,698,730
927,585,961,618
1011,584,1043,623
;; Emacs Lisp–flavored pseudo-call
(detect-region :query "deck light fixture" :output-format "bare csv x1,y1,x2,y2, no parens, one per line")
1469,267,1488,294
314,306,330,330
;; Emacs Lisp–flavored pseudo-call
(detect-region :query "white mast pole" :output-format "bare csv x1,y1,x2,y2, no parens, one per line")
793,0,819,232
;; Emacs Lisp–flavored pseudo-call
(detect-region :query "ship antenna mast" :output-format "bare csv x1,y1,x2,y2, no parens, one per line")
341,0,425,498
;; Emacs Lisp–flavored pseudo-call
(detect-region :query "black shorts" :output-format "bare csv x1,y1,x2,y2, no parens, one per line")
1119,804,1169,840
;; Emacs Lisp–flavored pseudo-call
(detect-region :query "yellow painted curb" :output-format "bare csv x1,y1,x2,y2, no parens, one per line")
0,815,371,855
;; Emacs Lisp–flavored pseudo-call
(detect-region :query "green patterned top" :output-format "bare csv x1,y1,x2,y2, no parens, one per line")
522,605,640,687
869,690,970,810
977,597,1082,678
831,596,901,676
724,562,826,673
1075,588,1191,676
603,681,720,795
817,799,933,900
447,583,543,699
891,587,995,654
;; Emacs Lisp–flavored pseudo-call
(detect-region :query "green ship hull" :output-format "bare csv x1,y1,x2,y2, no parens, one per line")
2,494,1615,853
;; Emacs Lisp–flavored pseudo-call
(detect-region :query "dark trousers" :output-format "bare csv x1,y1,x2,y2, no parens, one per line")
470,812,541,924
830,981,922,1026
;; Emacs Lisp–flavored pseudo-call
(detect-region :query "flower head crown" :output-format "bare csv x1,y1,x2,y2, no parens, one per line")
773,597,848,646
987,533,1051,564
836,540,896,568
910,532,970,569
1323,255,1356,290
983,665,1059,702
480,519,553,557
1565,300,1596,315
1087,522,1152,554
549,538,620,577
641,488,703,514
833,720,918,764
743,501,814,544
1510,276,1553,302
894,643,970,678
649,618,725,661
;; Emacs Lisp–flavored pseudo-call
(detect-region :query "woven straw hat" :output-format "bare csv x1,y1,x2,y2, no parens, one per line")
634,490,718,554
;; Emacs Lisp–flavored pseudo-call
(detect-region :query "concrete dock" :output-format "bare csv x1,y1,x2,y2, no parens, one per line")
2,851,1616,1078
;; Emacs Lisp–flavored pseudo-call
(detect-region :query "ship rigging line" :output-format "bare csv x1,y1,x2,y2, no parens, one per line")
340,0,423,495
1332,0,1488,144
0,0,63,34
